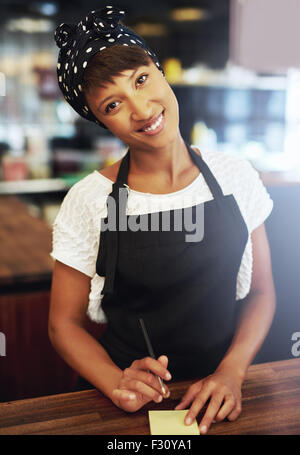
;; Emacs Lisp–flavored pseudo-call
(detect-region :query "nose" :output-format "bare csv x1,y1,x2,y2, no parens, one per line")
129,93,154,122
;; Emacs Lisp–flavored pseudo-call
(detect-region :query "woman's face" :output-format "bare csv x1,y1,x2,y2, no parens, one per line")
85,59,180,151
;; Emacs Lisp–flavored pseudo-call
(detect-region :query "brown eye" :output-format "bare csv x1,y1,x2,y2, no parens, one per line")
104,74,148,114
105,101,119,113
137,74,148,85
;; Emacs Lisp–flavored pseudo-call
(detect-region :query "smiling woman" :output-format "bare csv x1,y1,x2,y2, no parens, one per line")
83,52,175,152
49,4,276,435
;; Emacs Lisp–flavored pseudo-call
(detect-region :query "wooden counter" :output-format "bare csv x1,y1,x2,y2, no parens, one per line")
0,195,79,401
0,358,299,435
0,195,53,291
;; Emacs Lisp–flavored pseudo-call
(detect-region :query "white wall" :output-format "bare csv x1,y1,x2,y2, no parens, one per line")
230,0,300,72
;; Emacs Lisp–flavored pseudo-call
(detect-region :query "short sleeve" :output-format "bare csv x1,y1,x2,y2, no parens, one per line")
234,157,274,300
237,158,273,233
50,183,99,277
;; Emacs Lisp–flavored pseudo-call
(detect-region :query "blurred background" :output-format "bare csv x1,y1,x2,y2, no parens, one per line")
0,0,300,402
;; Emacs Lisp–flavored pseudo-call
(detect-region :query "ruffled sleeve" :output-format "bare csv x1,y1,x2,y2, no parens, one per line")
234,157,274,300
50,181,100,278
237,158,273,233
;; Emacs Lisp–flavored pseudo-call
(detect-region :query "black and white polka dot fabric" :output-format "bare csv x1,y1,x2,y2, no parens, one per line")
54,5,165,128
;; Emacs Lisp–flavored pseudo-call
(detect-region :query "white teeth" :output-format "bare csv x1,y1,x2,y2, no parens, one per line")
142,113,163,132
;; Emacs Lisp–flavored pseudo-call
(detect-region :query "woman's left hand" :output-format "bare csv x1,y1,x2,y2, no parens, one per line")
174,365,243,434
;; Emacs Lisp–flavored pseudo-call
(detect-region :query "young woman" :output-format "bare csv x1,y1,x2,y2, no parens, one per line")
49,6,276,434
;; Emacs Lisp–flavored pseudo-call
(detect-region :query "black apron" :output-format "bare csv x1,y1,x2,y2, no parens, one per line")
94,143,248,382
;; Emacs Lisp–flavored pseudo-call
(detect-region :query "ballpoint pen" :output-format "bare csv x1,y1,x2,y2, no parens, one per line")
139,317,167,397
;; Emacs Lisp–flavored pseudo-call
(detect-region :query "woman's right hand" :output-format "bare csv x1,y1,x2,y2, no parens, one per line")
111,355,172,413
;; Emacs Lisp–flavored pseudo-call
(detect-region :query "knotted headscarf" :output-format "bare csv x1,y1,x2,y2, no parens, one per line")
54,5,165,128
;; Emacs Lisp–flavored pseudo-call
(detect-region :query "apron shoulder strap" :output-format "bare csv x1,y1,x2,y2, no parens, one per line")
187,143,224,201
97,149,130,294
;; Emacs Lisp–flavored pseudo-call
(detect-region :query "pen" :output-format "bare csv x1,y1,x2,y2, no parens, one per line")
139,317,167,397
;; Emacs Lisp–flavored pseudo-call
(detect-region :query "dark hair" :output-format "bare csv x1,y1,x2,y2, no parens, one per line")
82,44,153,94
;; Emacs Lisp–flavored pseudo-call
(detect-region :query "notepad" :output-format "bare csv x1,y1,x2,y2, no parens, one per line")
148,410,200,435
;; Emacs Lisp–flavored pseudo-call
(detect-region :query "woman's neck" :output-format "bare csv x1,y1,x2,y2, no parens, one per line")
128,136,194,186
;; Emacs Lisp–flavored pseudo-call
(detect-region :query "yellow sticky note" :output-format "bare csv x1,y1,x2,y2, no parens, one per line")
148,410,200,435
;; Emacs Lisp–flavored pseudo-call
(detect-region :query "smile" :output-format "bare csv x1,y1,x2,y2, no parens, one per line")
138,110,165,136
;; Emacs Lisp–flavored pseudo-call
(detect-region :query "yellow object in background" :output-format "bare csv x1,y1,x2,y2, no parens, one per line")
191,121,217,149
163,58,183,84
148,410,200,435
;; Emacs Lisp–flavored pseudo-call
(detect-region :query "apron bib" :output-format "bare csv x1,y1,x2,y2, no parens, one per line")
96,143,248,380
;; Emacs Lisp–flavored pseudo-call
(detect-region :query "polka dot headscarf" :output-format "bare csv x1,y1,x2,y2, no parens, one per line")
54,4,165,128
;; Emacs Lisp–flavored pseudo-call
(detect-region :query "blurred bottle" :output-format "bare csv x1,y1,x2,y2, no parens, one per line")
163,58,183,84
1,154,29,181
25,131,51,179
191,121,217,150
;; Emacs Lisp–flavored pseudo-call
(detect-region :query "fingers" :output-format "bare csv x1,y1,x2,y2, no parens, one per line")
112,388,137,403
118,355,171,405
157,355,169,368
132,356,172,383
122,367,168,403
226,401,242,421
175,382,203,410
113,355,172,413
176,370,243,434
112,387,148,413
198,394,241,434
183,383,214,428
184,389,241,434
157,356,171,397
214,395,235,422
196,394,225,434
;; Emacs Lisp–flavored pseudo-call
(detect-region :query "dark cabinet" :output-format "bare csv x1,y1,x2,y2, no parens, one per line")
254,184,300,363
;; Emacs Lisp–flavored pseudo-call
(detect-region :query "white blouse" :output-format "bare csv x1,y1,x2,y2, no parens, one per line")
50,147,273,323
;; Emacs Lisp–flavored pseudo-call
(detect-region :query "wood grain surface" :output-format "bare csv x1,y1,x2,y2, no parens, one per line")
0,358,299,435
0,196,53,287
